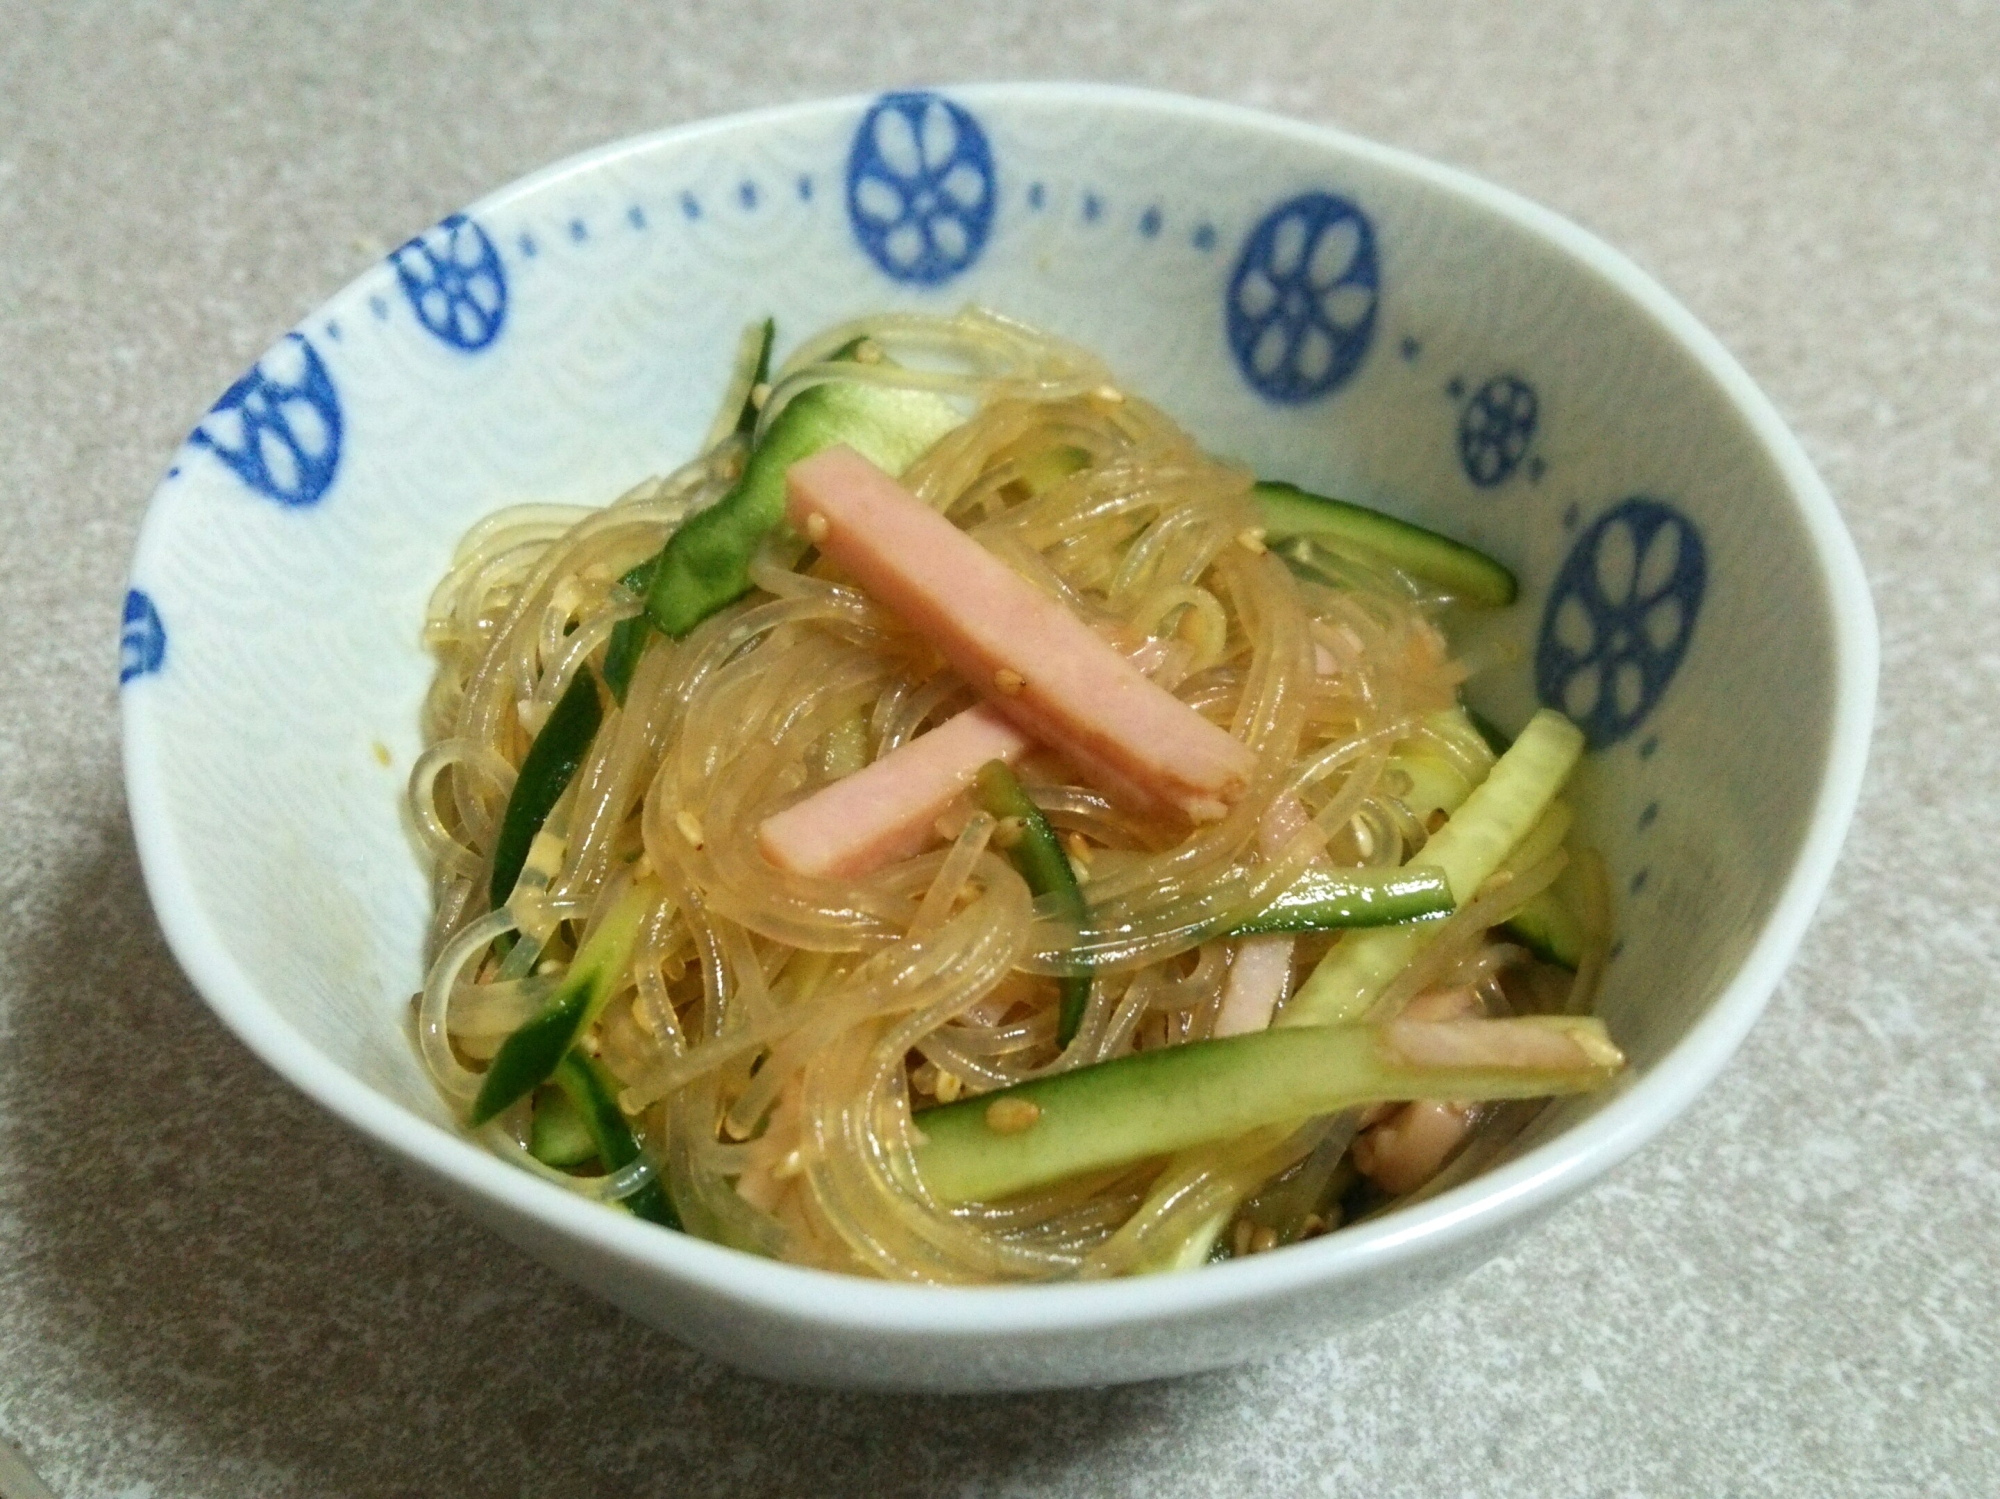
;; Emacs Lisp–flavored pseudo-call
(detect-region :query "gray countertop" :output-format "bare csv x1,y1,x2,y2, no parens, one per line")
2,5,1995,1495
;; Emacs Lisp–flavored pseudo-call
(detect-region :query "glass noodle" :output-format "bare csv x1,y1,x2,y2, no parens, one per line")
409,308,1586,1282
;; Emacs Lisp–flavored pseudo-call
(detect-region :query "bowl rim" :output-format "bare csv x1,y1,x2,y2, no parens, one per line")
122,81,1878,1339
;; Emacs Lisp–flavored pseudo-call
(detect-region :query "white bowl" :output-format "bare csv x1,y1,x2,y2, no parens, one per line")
120,84,1875,1389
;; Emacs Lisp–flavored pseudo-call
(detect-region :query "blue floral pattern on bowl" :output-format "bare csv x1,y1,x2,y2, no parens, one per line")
1227,192,1379,403
391,214,508,352
845,92,996,285
190,333,343,508
119,589,166,684
1458,374,1538,487
1536,497,1706,748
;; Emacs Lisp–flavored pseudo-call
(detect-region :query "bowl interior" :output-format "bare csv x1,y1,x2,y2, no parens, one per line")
123,86,1863,1313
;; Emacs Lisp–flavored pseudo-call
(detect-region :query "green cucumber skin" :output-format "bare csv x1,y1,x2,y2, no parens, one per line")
974,762,1092,1046
471,988,590,1127
528,1086,597,1167
733,318,776,439
468,883,652,1127
912,1020,1613,1204
600,558,656,705
1229,866,1453,935
603,318,778,702
488,666,603,910
553,1051,680,1229
1253,481,1518,607
1502,889,1585,970
644,378,961,638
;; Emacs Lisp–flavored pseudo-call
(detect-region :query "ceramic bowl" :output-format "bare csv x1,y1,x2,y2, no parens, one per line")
121,84,1875,1390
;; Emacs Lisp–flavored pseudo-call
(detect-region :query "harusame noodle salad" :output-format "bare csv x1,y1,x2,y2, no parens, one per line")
410,309,1621,1283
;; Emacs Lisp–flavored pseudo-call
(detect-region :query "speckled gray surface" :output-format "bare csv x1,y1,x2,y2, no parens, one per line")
2,4,1995,1495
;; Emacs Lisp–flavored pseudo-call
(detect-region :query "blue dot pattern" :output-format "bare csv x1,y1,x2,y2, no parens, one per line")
1536,498,1707,750
1227,192,1379,403
391,214,508,352
120,589,166,684
845,92,995,285
1458,374,1539,487
191,333,343,508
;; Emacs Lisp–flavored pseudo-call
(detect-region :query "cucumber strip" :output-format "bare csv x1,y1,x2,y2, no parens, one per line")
1228,865,1452,935
528,1085,596,1167
1284,709,1586,1028
488,666,602,909
704,317,777,450
1490,801,1585,968
912,1014,1621,1204
605,319,777,703
600,558,656,706
607,325,958,693
736,321,776,436
1254,480,1518,606
1502,887,1586,970
644,371,963,638
1502,799,1574,875
468,880,653,1126
974,761,1092,1047
1013,443,1090,494
1388,706,1495,829
552,1050,680,1229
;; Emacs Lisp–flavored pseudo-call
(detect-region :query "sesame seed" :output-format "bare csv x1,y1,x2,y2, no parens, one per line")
853,339,884,364
803,511,830,543
1064,832,1093,865
935,1070,963,1103
993,667,1025,696
1250,1226,1279,1254
773,1147,806,1180
1236,526,1268,555
983,1096,1041,1134
675,808,706,849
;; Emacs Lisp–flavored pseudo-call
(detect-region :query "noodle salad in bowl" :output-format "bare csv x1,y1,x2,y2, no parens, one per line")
122,86,1872,1386
411,308,1620,1282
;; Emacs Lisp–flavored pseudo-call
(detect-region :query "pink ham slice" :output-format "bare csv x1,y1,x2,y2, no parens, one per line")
787,446,1257,823
758,639,1177,880
1212,796,1313,1037
757,702,1030,879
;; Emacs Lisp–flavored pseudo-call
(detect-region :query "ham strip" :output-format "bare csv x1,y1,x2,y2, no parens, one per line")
1212,797,1314,1037
757,702,1030,878
788,446,1257,822
1213,935,1295,1038
758,638,1178,880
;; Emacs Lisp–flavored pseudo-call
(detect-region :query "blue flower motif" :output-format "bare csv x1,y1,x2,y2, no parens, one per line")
120,589,166,684
391,214,508,352
191,333,343,508
845,92,995,285
1227,193,1379,403
1458,374,1539,487
1536,498,1706,749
